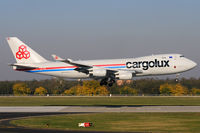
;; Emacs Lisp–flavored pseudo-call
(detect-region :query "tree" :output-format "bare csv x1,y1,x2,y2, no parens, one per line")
13,83,31,95
170,83,188,96
159,83,173,95
0,81,14,94
34,86,48,96
94,86,109,96
64,80,109,96
159,83,188,96
119,86,137,95
83,80,100,90
63,86,77,95
191,88,200,95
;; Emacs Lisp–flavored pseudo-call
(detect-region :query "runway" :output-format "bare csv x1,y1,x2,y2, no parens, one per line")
1,106,200,133
0,105,200,112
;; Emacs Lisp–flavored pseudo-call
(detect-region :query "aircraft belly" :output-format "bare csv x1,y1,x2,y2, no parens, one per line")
36,70,89,79
136,66,178,76
61,71,89,78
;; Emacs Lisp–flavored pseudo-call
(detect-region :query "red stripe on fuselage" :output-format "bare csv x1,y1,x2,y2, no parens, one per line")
15,63,126,71
34,66,77,70
94,64,125,67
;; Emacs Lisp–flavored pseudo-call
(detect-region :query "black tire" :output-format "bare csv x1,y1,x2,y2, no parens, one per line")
100,82,104,86
100,80,108,86
108,83,113,87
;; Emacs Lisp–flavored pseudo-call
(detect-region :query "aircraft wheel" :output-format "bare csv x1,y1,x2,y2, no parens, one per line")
108,83,113,87
100,81,104,86
100,79,108,86
107,79,115,87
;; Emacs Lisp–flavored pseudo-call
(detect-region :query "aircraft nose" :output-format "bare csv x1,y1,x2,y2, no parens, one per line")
189,60,197,69
191,61,197,68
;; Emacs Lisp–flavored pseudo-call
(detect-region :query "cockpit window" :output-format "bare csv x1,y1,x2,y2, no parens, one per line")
180,55,184,58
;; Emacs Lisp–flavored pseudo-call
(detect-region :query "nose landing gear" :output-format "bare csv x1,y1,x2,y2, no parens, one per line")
175,73,180,82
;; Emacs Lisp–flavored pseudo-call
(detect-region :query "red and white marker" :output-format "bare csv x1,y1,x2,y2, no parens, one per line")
78,122,93,127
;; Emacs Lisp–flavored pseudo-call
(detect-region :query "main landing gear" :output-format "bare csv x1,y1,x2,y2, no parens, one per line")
100,78,115,87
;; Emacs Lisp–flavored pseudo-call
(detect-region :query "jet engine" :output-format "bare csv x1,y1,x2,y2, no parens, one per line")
115,71,133,80
89,68,107,77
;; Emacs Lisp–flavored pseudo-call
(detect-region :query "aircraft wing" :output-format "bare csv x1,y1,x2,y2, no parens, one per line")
52,54,143,75
52,55,91,68
63,58,92,68
51,55,93,74
61,58,92,74
62,58,143,75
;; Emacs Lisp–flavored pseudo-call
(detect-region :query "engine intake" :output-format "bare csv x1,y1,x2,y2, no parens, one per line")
89,68,107,77
115,71,133,80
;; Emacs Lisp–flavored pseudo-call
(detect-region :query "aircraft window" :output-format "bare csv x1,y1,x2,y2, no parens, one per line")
180,55,184,58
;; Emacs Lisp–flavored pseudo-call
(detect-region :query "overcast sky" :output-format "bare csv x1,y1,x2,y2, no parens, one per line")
0,0,199,80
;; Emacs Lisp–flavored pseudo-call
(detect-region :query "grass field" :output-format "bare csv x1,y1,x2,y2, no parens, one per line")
0,96,200,106
11,112,200,132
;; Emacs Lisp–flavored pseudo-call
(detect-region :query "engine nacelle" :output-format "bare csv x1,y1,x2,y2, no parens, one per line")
115,71,133,80
89,68,107,77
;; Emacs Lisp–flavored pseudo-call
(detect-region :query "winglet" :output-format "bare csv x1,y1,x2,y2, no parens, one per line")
51,54,64,61
66,58,73,63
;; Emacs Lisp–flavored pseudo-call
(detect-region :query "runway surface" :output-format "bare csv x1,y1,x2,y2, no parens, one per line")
1,105,200,112
1,106,200,133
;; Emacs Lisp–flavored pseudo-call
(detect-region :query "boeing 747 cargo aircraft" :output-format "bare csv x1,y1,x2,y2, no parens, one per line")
7,37,197,86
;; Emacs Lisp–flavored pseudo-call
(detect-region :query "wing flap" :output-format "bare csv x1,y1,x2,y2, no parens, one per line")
63,58,93,68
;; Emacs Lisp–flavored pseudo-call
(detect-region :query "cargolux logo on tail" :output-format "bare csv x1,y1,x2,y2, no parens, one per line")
16,45,30,59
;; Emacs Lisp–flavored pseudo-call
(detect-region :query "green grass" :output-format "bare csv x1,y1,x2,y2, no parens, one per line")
11,112,200,132
0,96,200,106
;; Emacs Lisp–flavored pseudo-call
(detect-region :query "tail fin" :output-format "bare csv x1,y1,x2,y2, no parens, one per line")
6,37,47,63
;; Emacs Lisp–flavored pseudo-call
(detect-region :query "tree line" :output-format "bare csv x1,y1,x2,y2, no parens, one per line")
0,77,200,96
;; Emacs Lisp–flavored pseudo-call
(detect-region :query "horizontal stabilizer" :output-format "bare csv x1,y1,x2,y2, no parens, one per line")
9,63,38,70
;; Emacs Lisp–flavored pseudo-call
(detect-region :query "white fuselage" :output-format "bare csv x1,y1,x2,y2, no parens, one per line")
18,54,196,79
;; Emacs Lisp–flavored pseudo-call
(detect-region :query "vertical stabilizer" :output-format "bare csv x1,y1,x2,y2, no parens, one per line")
6,37,47,63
